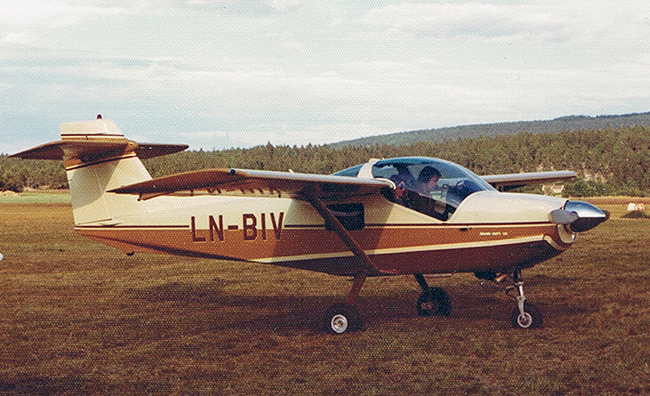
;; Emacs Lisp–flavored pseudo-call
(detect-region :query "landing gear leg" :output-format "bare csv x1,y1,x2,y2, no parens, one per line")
506,269,543,329
323,272,366,334
414,274,452,317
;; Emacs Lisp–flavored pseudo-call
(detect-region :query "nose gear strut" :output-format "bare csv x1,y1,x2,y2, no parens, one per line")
503,269,543,329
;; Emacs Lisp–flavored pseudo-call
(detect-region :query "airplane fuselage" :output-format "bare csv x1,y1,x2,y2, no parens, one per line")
75,190,572,276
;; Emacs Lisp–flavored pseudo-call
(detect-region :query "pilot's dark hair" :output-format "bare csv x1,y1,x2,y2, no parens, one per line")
417,166,441,183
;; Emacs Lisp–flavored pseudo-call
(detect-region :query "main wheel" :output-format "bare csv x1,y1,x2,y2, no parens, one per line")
510,301,543,329
323,303,362,334
416,287,452,317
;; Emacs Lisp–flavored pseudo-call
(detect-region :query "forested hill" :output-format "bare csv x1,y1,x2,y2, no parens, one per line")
2,125,649,197
331,112,650,148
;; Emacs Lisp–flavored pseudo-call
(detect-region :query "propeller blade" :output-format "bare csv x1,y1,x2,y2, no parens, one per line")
549,209,579,225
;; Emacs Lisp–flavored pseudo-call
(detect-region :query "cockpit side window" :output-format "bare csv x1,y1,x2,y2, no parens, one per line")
371,164,412,186
331,164,362,177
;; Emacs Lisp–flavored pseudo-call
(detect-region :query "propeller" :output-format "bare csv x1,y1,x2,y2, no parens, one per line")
550,201,610,232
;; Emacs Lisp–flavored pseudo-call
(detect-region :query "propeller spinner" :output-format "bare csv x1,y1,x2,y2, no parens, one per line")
550,201,610,233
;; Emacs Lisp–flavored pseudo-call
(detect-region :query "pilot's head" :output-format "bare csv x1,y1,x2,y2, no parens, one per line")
418,166,440,183
417,166,441,191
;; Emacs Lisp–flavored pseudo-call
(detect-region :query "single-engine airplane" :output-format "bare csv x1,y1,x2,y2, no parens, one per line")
12,117,609,334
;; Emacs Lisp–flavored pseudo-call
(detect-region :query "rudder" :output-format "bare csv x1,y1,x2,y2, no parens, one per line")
11,116,187,225
63,118,151,224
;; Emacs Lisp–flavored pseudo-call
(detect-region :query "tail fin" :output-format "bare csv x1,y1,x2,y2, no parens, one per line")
11,117,187,225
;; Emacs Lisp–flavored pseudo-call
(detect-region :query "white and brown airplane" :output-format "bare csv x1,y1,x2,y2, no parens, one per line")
12,117,609,334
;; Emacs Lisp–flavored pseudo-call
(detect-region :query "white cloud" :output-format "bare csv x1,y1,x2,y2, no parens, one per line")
1,31,34,45
0,0,128,29
360,3,571,41
2,1,650,153
267,0,308,11
180,121,393,149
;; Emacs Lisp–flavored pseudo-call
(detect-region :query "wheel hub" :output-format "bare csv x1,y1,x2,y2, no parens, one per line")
517,312,534,328
330,314,349,334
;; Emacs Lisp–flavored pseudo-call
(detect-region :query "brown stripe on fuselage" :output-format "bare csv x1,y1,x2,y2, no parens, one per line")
75,222,567,276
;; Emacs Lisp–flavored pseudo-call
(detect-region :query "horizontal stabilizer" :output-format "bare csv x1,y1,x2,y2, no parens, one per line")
11,117,187,162
11,140,187,161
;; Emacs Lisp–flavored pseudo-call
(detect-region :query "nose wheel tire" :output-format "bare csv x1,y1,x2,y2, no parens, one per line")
416,286,452,317
510,301,543,329
323,303,362,334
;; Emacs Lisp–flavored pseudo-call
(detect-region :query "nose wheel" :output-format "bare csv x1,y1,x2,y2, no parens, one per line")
510,301,542,329
505,270,543,329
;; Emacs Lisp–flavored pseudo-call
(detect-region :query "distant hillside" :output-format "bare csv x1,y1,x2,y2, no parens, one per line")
331,112,650,147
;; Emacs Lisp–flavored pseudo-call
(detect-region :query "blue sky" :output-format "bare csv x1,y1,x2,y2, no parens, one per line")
2,1,650,153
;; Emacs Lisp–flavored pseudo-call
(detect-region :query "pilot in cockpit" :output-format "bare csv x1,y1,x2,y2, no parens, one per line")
389,166,450,220
390,175,409,205
415,166,441,197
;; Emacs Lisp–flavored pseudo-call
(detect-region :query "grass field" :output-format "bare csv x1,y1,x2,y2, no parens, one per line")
0,191,71,205
0,201,649,395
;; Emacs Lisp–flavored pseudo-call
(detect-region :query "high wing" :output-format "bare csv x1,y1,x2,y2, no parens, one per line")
109,168,393,201
481,171,576,191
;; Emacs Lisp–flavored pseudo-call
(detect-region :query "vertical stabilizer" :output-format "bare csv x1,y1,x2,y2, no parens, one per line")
11,117,188,225
61,118,152,225
60,117,127,142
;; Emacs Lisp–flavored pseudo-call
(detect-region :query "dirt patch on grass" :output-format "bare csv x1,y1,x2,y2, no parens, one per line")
621,210,650,219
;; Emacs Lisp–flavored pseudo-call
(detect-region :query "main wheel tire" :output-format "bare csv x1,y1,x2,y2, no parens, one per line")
432,287,452,316
416,291,435,316
510,301,543,329
416,287,452,317
323,303,362,334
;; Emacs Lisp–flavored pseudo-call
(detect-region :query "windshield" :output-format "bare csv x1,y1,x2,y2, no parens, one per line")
337,157,494,221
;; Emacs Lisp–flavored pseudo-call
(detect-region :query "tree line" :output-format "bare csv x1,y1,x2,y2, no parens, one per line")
332,111,650,147
1,125,649,197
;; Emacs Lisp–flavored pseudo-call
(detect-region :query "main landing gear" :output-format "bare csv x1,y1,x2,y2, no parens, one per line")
321,269,542,333
323,272,367,334
322,272,454,334
414,274,452,317
503,269,543,329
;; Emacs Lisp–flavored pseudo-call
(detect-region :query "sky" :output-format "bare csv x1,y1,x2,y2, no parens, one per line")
2,1,650,153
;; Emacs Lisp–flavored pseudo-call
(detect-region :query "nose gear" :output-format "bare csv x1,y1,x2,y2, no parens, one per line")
504,269,543,329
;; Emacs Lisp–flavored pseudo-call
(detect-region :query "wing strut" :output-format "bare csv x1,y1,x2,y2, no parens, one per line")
301,186,385,278
303,185,392,334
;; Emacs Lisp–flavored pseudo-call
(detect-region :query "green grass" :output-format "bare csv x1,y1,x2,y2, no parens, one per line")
0,203,648,395
0,190,71,204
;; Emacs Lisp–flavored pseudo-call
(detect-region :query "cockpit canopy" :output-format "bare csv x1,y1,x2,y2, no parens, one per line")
333,157,495,221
